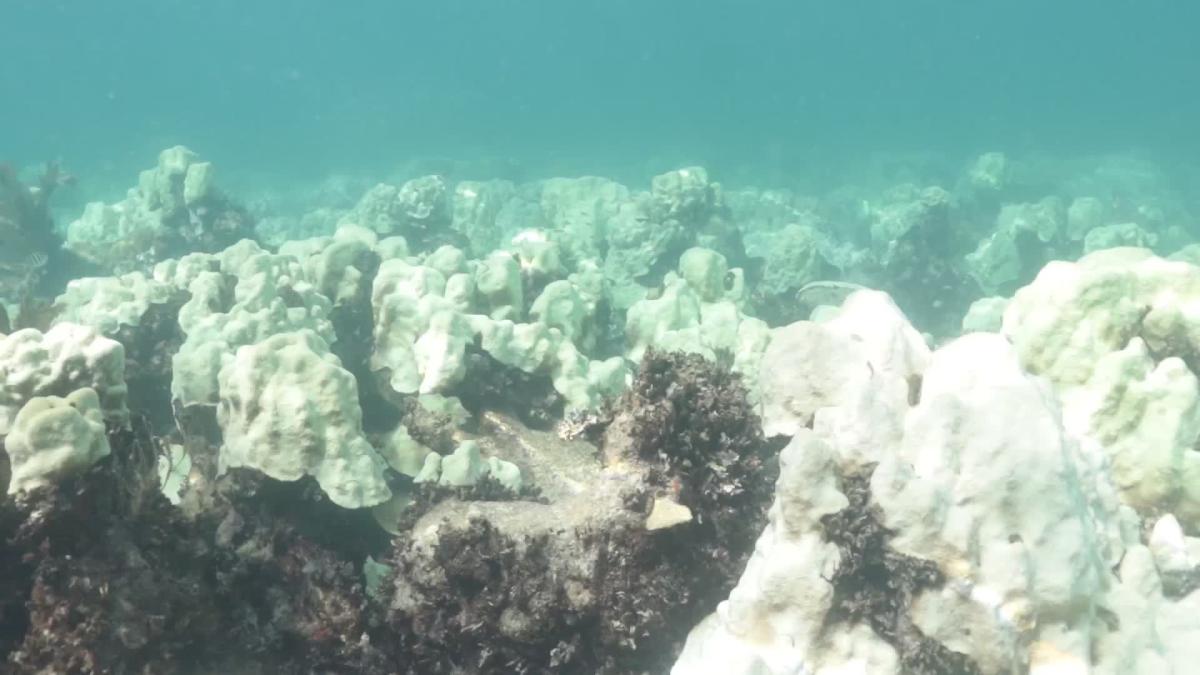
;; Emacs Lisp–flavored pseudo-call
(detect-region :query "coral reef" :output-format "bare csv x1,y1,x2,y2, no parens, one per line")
1004,248,1200,529
0,417,389,674
53,273,186,430
3,146,1200,673
66,147,255,273
0,323,129,434
673,277,1200,674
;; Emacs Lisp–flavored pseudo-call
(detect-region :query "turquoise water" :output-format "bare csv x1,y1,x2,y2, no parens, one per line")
6,0,1200,192
7,3,1200,672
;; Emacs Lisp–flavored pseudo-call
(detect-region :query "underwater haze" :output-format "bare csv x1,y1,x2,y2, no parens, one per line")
5,0,1200,189
10,1,1200,673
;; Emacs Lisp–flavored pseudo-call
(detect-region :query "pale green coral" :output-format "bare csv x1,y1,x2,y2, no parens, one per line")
1004,248,1200,530
4,388,110,495
537,176,629,263
626,248,763,359
745,224,831,301
66,146,245,273
298,225,382,306
473,250,523,319
451,179,517,256
966,197,1066,294
340,175,448,242
370,258,472,395
375,424,433,477
171,244,334,407
961,296,1010,334
217,330,391,509
1083,222,1157,254
511,229,564,280
53,272,174,336
0,324,128,435
530,280,592,348
412,440,523,493
1067,196,1108,242
425,244,468,279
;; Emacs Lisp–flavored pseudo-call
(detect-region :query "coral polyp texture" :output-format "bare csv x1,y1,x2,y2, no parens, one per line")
1003,248,1200,530
5,388,109,495
2,146,1200,672
216,330,393,509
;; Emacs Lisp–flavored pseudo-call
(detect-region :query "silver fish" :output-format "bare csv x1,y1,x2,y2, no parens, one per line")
794,280,867,310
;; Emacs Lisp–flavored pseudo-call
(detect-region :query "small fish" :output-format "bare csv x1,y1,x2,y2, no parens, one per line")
0,251,47,276
0,216,44,269
794,280,866,310
0,250,49,299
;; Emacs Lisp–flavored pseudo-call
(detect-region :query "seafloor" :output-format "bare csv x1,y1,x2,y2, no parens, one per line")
0,148,1198,673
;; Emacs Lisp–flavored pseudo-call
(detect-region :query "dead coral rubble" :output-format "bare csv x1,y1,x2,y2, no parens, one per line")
621,349,778,572
0,417,389,674
0,349,779,674
1,417,222,673
379,350,777,674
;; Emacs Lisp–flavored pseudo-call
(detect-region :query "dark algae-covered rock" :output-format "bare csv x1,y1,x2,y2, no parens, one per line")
376,351,777,674
820,466,980,675
0,418,390,674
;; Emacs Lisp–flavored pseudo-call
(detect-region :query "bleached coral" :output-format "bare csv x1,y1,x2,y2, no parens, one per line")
1004,248,1200,529
340,175,449,249
53,272,175,336
625,248,770,391
216,330,391,509
66,146,252,273
869,334,1123,673
757,289,929,441
370,258,472,396
170,240,334,408
4,388,110,495
0,323,128,434
675,306,1130,675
